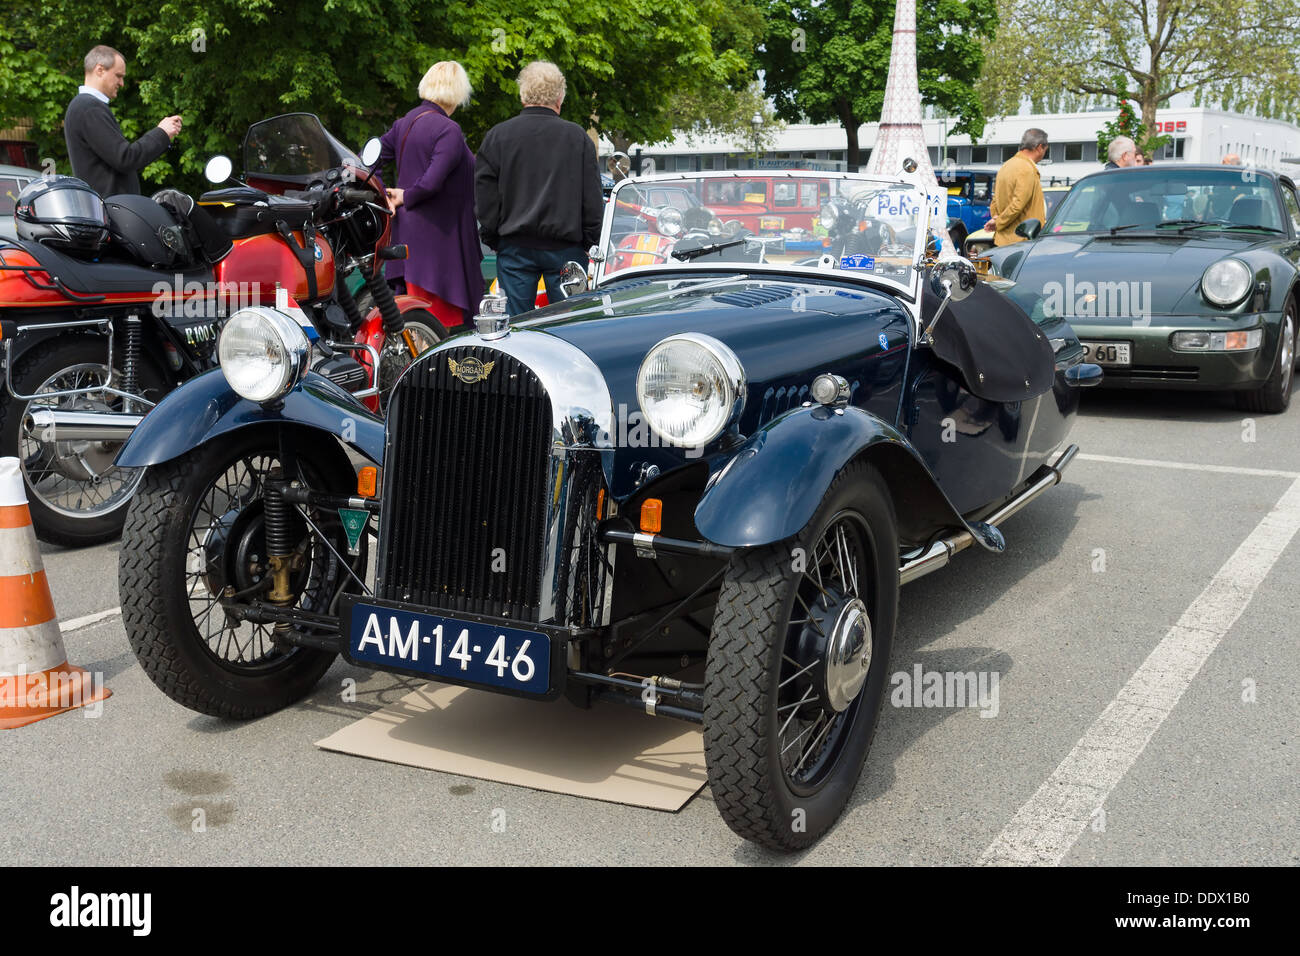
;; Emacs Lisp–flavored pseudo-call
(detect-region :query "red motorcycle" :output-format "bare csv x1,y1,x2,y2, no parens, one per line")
0,112,440,545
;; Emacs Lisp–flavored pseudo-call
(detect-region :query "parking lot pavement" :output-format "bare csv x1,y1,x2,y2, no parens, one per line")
3,387,1297,865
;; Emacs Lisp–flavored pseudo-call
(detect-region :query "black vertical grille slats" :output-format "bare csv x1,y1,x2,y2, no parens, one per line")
377,348,551,621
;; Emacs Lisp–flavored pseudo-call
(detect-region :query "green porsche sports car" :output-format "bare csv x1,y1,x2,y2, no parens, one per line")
984,164,1300,413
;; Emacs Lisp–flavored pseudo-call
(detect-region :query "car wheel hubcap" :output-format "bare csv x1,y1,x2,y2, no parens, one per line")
822,598,872,713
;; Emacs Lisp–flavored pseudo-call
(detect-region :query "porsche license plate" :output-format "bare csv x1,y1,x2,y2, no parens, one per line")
346,602,551,695
1081,341,1131,366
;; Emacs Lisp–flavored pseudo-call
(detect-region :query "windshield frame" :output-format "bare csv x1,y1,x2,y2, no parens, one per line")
594,170,938,301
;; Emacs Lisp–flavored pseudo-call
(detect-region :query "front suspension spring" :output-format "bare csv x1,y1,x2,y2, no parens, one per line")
263,467,295,608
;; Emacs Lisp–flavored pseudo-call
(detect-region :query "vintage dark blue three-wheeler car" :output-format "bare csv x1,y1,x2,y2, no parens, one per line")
116,169,1101,850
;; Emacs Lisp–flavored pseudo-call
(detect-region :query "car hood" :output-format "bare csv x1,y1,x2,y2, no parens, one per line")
991,233,1268,322
511,272,913,421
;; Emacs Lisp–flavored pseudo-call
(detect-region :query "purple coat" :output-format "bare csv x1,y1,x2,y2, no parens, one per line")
378,102,484,314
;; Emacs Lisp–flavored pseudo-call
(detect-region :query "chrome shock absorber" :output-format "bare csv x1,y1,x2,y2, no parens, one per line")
262,467,296,624
121,314,142,409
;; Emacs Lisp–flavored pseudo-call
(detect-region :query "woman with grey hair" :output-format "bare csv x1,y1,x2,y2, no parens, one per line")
374,61,484,331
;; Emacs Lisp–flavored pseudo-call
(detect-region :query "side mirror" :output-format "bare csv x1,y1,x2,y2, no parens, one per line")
1015,218,1042,240
558,260,589,298
360,138,382,167
204,155,233,185
901,157,918,174
930,256,978,302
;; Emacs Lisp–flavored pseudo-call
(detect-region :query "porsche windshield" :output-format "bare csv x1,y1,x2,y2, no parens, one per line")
1047,167,1287,235
600,173,934,289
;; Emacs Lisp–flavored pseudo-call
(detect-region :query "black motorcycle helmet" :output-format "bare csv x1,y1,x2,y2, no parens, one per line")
14,176,109,252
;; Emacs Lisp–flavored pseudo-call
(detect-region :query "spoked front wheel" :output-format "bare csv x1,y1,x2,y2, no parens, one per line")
704,459,899,850
119,426,361,718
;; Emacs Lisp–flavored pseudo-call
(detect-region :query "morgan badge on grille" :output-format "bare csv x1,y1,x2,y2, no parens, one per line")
448,356,495,384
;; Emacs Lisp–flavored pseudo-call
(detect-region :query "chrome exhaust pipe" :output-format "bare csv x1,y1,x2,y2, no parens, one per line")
900,443,1078,586
24,408,144,443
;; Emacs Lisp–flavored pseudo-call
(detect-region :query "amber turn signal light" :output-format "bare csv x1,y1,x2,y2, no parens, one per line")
357,466,378,498
640,498,663,534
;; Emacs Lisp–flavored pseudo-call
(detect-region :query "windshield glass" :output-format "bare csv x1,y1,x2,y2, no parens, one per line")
243,113,361,178
599,172,934,291
1048,167,1285,234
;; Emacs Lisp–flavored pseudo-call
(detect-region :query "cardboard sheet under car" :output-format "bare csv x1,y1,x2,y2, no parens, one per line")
315,682,707,812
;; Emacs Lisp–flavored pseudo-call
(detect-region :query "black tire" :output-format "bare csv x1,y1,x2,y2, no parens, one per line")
0,334,166,547
377,308,445,411
119,426,359,718
1236,302,1295,415
704,459,899,850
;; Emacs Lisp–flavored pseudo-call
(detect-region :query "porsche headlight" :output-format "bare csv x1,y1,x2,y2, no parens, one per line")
218,306,310,403
657,206,683,237
636,333,746,449
1202,259,1252,307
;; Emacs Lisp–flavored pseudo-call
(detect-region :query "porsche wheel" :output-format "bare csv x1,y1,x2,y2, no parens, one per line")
704,459,898,850
1236,303,1295,415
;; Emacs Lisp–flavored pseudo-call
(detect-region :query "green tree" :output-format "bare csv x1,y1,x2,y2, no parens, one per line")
758,0,998,168
980,0,1300,133
0,0,762,192
1096,96,1168,161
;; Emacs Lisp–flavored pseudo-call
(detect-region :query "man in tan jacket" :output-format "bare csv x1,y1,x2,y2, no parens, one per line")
986,129,1048,246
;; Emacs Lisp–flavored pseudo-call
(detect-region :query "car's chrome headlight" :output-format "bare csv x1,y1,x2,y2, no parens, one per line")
657,206,683,237
636,333,745,450
218,306,310,403
1202,259,1252,307
707,216,724,236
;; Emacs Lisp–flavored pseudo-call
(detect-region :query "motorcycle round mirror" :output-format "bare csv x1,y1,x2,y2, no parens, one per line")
204,155,233,184
360,137,383,167
610,151,631,179
930,256,978,302
901,157,918,174
558,260,589,298
1015,218,1043,241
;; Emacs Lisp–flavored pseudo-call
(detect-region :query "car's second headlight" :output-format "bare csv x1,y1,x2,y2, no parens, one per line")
218,306,309,403
636,334,745,449
1202,259,1252,307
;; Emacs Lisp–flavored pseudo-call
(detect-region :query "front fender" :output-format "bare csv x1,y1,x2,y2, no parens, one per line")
115,368,385,468
694,404,1001,552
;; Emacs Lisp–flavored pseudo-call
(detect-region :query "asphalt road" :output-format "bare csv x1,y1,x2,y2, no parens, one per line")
4,386,1297,866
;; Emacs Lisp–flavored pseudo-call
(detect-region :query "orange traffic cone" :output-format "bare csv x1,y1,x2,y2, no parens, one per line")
0,457,110,728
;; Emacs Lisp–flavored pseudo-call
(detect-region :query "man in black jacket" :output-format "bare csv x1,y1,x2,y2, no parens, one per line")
475,61,602,315
63,45,181,197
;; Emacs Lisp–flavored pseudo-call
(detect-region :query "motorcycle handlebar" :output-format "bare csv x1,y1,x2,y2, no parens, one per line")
341,187,378,205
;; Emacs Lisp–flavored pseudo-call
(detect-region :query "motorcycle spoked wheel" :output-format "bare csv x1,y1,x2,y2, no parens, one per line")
0,335,166,547
119,426,362,718
377,308,445,411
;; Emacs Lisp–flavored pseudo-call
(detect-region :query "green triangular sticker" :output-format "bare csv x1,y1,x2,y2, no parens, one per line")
339,508,369,555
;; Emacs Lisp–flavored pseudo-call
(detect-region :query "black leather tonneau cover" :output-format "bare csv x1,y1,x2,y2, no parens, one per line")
7,237,211,295
921,280,1056,403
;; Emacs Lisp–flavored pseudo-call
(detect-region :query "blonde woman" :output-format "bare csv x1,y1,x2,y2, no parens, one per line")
375,60,483,330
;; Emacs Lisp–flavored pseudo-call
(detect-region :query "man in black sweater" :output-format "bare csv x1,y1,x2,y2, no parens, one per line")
63,45,181,197
475,61,602,315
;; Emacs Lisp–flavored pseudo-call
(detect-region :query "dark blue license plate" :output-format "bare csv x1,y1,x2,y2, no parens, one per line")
346,602,551,695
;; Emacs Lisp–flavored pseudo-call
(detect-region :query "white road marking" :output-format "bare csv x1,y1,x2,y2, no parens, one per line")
979,474,1300,866
1077,452,1299,479
59,606,121,633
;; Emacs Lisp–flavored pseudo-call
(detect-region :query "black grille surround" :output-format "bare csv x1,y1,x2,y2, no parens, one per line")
376,347,553,622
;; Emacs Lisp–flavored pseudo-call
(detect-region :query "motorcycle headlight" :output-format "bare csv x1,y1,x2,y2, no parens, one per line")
1202,259,1252,307
218,306,310,403
657,206,683,237
636,333,745,450
820,201,841,230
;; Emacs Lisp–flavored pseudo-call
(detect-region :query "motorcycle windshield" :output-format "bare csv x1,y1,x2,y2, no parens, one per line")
242,113,362,180
598,172,938,294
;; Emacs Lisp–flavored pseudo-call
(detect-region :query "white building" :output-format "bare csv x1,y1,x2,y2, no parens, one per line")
634,106,1300,181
